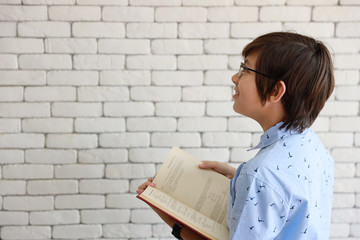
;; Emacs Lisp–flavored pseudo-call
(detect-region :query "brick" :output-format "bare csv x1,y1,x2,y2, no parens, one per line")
288,0,337,4
0,87,22,101
0,134,44,148
55,164,104,179
204,70,234,86
153,223,172,238
313,6,360,21
23,0,75,3
178,55,227,70
351,224,360,237
0,54,17,69
55,195,105,209
336,22,360,37
106,194,148,209
75,118,125,132
0,119,20,133
203,132,252,147
0,150,24,164
22,118,73,133
74,54,125,70
336,86,360,101
235,0,284,4
356,133,360,147
4,196,53,211
0,180,26,195
156,7,207,22
103,7,154,22
260,6,311,21
326,38,360,53
1,226,51,240
25,86,76,102
99,133,150,148
45,38,97,54
131,209,163,223
335,163,356,178
0,212,28,225
341,0,360,4
179,23,229,39
185,148,230,162
104,102,154,117
130,0,180,5
127,117,177,132
18,22,70,37
105,163,155,179
19,54,72,70
178,117,227,132
81,209,130,223
335,54,360,69
0,103,50,117
183,86,232,101
25,149,76,164
78,86,129,102
0,22,16,37
231,22,282,38
333,193,355,208
283,22,335,38
206,102,237,116
127,55,176,70
79,179,128,193
320,101,359,116
27,180,77,195
46,134,98,149
73,22,125,38
49,6,101,21
3,164,53,180
53,225,102,239
330,223,350,237
152,71,203,86
331,117,360,131
151,133,201,147
332,148,360,163
0,38,43,54
78,149,128,163
129,148,170,163
0,6,47,21
182,0,233,6
156,102,205,116
334,178,360,193
318,133,353,148
47,71,98,86
228,117,263,132
103,224,151,238
127,23,177,38
334,70,359,86
99,39,150,54
208,7,258,22
30,210,79,225
311,117,330,132
100,70,150,86
152,40,203,54
77,0,127,4
332,208,360,223
205,39,249,54
52,102,102,117
131,86,181,101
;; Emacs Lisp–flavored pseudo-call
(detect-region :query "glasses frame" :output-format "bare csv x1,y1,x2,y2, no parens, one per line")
239,62,280,81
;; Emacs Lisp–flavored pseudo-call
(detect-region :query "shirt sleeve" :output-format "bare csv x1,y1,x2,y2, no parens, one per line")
228,172,288,240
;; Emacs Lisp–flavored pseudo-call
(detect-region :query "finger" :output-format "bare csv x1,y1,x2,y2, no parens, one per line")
199,161,219,169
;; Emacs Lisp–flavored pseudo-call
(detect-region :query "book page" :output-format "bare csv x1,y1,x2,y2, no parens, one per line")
143,147,230,227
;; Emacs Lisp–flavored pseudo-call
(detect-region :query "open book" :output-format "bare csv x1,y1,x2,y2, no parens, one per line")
137,147,230,240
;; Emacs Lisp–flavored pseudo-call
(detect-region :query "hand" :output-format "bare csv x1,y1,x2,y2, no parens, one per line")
136,177,156,195
199,161,236,179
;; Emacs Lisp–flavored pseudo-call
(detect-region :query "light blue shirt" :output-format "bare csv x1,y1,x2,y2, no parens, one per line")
227,122,334,240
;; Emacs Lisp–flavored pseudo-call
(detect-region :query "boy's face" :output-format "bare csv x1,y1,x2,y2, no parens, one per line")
232,52,264,121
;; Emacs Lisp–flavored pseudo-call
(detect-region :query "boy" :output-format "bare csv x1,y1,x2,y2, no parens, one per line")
137,32,335,239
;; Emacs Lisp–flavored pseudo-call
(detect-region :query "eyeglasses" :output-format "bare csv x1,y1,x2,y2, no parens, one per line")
239,62,280,81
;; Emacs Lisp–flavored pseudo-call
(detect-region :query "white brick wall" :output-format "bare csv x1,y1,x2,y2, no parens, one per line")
0,1,359,239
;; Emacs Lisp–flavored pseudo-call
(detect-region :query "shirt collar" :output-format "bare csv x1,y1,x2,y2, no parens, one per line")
249,122,300,151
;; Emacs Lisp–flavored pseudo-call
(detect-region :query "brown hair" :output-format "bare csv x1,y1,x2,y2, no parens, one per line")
242,32,335,132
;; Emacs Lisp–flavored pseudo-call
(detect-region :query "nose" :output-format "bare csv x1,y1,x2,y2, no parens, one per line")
232,73,239,85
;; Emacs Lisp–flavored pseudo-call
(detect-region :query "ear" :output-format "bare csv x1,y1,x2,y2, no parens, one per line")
268,80,286,103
